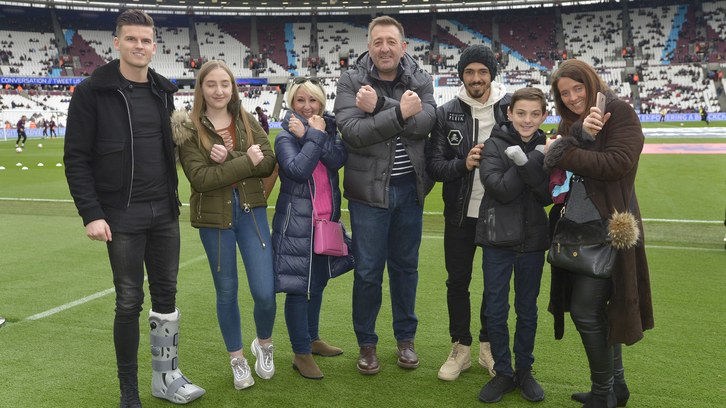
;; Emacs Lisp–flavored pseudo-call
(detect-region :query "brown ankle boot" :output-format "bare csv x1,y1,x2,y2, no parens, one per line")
311,339,343,357
293,354,323,379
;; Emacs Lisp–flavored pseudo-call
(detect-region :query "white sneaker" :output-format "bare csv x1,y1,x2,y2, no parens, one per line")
251,338,275,379
479,341,496,377
231,357,254,390
438,342,471,381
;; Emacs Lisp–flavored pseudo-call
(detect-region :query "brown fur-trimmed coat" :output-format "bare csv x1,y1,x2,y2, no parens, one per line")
544,89,654,346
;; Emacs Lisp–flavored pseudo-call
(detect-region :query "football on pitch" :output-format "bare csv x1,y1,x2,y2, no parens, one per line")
38,143,43,148
16,147,22,153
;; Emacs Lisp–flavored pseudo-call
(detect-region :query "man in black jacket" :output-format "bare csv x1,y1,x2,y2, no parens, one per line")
64,10,204,408
426,44,510,383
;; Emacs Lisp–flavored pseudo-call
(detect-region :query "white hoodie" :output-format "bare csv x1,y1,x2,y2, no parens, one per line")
456,81,508,219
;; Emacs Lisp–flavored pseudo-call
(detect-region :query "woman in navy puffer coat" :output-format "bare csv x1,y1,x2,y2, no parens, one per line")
271,78,353,380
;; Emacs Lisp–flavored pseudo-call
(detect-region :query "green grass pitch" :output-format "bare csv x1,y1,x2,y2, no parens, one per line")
0,129,725,407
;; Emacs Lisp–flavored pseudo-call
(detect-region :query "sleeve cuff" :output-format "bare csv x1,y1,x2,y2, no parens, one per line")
395,105,406,127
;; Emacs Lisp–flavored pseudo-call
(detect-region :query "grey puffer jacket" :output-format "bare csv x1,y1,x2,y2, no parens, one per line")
333,51,436,208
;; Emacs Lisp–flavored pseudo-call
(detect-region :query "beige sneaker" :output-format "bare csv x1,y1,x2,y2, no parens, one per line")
479,342,496,377
438,342,471,381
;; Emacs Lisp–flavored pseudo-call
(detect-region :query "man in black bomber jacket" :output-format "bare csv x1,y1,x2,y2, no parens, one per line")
425,44,510,383
64,10,204,408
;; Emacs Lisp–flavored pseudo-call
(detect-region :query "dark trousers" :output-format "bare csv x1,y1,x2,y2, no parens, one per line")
16,130,26,144
570,272,614,395
444,217,488,346
104,199,179,379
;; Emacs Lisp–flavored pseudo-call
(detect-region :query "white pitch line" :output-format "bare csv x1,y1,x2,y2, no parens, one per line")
1,197,722,225
22,255,207,322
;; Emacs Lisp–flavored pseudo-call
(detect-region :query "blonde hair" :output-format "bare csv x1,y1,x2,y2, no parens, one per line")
191,60,240,151
286,79,326,117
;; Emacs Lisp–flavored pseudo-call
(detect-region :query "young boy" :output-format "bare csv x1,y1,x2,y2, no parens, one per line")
474,87,552,404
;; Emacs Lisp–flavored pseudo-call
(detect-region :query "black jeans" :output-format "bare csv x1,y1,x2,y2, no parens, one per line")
104,199,179,378
570,272,614,395
444,217,488,346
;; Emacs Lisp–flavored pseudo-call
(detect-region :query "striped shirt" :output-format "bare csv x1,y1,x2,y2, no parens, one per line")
391,136,413,178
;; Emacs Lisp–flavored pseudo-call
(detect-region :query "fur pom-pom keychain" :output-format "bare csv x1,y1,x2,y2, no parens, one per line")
607,210,640,250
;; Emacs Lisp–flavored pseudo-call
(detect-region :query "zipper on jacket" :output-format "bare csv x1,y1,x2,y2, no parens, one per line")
282,203,292,237
458,115,478,227
196,192,203,220
117,89,135,207
241,185,266,248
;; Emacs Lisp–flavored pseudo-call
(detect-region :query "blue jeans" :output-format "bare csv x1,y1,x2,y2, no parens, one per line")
481,246,544,376
199,189,276,353
350,181,423,346
284,254,329,354
104,199,180,378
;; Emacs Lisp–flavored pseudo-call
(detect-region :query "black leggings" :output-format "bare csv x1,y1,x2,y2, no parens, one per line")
570,273,620,395
17,130,26,144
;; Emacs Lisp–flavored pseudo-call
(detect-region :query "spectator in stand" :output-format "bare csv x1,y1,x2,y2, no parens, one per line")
255,106,269,135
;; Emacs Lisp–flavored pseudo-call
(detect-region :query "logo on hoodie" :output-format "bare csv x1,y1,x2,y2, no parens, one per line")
447,130,463,146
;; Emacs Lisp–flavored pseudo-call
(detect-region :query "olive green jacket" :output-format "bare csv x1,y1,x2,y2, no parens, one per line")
172,101,276,229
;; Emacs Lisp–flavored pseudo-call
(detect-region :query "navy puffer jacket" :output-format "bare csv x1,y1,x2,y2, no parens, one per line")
272,110,354,295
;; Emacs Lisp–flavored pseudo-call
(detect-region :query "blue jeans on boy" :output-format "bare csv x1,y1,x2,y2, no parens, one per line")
481,246,545,376
284,254,330,354
104,199,180,378
350,181,423,346
199,189,276,353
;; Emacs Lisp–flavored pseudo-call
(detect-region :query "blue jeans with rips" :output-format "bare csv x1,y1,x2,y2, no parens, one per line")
104,199,180,379
199,188,276,353
350,181,423,346
481,246,545,376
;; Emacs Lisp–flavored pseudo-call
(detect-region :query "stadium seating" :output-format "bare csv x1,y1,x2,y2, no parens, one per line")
0,2,724,118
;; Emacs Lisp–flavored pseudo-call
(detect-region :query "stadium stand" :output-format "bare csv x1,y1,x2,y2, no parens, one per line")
1,1,725,119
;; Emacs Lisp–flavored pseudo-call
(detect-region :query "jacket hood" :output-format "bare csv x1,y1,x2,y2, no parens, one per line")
457,81,507,109
89,59,178,93
171,109,195,147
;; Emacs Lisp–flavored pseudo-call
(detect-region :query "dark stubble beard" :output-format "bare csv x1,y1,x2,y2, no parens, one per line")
466,81,490,100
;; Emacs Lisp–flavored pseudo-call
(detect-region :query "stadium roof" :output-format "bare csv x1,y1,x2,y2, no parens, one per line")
1,0,619,15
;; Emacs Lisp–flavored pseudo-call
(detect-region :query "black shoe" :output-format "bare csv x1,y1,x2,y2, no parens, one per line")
515,368,545,402
119,376,142,408
582,391,617,408
572,383,629,407
478,372,516,403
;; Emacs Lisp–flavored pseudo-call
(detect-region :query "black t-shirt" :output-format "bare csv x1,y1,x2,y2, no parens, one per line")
128,80,168,203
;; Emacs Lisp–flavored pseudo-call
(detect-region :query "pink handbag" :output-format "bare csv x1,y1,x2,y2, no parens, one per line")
309,181,348,257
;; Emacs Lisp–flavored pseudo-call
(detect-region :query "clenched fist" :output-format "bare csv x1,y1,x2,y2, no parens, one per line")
400,90,422,119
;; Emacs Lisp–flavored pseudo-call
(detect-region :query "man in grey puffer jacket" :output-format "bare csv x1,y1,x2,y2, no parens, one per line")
334,15,436,375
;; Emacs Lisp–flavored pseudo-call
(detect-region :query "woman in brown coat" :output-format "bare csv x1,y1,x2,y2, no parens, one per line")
543,59,654,408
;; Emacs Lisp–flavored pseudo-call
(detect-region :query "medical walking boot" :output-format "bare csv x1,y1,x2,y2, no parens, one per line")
149,309,205,404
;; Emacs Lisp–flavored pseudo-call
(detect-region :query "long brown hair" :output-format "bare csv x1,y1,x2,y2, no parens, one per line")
191,60,240,151
550,59,610,135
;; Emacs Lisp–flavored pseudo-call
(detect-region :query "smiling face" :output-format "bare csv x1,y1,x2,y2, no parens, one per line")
508,99,547,142
368,24,406,81
462,62,492,103
201,68,233,114
557,76,588,116
292,87,321,120
114,25,156,75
